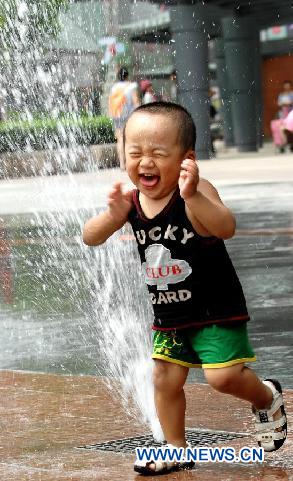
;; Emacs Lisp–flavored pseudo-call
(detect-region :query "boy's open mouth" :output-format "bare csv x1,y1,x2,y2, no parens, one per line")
139,174,160,187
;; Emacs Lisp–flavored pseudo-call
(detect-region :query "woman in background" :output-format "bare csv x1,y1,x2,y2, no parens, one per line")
109,67,140,169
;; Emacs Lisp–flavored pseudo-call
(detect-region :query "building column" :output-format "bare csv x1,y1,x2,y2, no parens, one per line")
213,38,235,147
221,16,258,152
170,4,210,160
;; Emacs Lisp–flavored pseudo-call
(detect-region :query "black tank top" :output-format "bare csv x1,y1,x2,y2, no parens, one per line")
128,188,249,330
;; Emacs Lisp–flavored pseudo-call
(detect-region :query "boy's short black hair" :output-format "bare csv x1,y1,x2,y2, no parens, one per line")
125,101,196,151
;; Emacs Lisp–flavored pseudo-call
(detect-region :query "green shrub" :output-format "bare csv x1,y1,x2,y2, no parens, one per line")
0,116,115,153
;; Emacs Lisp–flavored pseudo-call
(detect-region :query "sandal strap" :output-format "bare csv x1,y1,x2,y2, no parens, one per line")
254,380,283,421
263,379,280,395
152,460,176,472
255,415,287,432
256,396,283,419
256,429,287,442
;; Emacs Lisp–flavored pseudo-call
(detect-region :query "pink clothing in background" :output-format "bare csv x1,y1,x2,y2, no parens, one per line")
283,110,293,132
270,119,285,146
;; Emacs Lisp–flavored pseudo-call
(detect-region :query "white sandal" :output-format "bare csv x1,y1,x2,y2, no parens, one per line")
134,443,194,475
253,379,287,452
134,458,180,475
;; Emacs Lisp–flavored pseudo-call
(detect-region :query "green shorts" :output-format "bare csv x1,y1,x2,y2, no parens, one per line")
152,323,256,369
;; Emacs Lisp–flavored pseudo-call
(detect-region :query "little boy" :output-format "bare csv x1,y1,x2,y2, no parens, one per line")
83,102,287,475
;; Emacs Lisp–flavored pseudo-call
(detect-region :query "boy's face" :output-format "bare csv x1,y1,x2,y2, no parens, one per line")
124,112,195,200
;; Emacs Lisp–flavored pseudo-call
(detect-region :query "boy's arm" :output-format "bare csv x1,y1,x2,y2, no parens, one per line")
179,159,236,240
83,183,133,246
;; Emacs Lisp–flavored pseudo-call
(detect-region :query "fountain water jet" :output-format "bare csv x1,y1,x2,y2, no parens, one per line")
0,0,163,442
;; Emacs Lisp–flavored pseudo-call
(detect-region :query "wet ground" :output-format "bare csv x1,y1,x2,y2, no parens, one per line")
0,370,292,480
0,152,292,479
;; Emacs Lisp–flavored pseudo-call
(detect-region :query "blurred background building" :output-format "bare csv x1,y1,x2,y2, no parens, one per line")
2,0,293,157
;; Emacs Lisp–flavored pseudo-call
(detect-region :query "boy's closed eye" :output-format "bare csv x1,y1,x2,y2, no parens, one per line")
128,151,141,157
153,151,168,157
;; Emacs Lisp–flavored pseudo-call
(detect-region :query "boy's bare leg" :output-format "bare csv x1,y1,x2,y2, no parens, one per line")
153,359,189,447
204,363,273,408
134,361,190,473
204,363,286,445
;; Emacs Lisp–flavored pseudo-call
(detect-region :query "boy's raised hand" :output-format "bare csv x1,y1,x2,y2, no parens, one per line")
179,159,199,200
107,182,133,223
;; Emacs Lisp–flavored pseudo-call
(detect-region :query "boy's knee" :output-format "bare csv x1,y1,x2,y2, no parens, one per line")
204,364,244,394
153,360,187,393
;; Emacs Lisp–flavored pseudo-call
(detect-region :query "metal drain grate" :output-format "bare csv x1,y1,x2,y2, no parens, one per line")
77,428,249,454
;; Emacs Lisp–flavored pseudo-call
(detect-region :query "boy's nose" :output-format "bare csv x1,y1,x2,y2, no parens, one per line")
139,156,155,167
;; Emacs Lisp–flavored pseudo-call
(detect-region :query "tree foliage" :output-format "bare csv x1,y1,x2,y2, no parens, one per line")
0,0,69,44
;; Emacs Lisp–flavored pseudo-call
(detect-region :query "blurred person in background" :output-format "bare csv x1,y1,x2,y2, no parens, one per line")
140,80,157,104
271,80,293,153
209,88,220,156
170,70,177,102
277,80,293,119
282,109,293,152
109,67,140,169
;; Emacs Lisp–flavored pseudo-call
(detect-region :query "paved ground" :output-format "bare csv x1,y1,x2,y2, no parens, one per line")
0,144,292,480
0,370,292,480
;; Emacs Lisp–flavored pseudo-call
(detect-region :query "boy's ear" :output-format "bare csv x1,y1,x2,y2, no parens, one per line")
184,149,196,161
